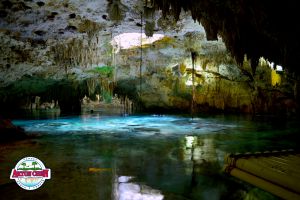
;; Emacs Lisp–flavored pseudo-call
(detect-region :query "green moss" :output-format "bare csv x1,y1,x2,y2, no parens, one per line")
140,36,175,49
87,66,113,78
152,36,174,46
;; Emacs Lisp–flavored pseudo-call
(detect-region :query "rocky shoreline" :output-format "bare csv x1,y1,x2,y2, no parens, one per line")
0,116,27,142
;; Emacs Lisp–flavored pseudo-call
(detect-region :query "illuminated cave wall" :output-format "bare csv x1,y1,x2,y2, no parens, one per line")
0,0,298,114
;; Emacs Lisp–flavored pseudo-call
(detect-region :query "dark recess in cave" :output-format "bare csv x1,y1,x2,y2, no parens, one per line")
36,1,45,7
151,0,300,76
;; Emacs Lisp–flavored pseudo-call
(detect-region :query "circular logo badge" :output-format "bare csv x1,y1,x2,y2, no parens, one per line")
10,157,51,190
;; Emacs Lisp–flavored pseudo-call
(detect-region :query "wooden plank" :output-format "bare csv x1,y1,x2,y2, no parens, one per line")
224,165,300,200
224,150,300,199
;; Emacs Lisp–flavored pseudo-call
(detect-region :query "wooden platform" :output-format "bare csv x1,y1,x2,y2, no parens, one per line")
224,150,300,200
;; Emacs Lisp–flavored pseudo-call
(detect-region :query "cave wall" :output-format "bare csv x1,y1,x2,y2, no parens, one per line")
0,0,298,115
113,30,297,115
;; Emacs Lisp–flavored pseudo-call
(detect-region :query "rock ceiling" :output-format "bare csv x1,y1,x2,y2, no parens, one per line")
151,0,300,76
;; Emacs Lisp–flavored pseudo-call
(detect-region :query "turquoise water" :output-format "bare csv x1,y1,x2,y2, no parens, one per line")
1,112,299,199
12,115,239,135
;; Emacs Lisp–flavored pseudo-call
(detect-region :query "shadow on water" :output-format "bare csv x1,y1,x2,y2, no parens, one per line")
1,110,298,199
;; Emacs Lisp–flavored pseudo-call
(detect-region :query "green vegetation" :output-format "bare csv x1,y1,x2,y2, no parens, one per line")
21,163,26,169
17,162,42,170
32,161,38,170
17,168,42,170
88,66,113,78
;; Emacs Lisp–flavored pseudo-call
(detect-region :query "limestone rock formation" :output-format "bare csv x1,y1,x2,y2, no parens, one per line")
0,0,298,115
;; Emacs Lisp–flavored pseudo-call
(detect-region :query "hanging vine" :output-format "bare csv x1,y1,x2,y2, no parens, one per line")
191,51,197,117
139,12,143,111
143,1,155,37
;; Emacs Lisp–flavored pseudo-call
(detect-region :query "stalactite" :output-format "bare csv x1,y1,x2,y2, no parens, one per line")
107,0,128,22
86,78,96,96
145,20,155,37
143,1,155,37
52,36,104,69
151,0,300,76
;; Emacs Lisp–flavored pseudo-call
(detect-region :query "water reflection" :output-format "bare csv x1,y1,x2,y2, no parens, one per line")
0,113,297,199
114,176,164,200
179,136,227,199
